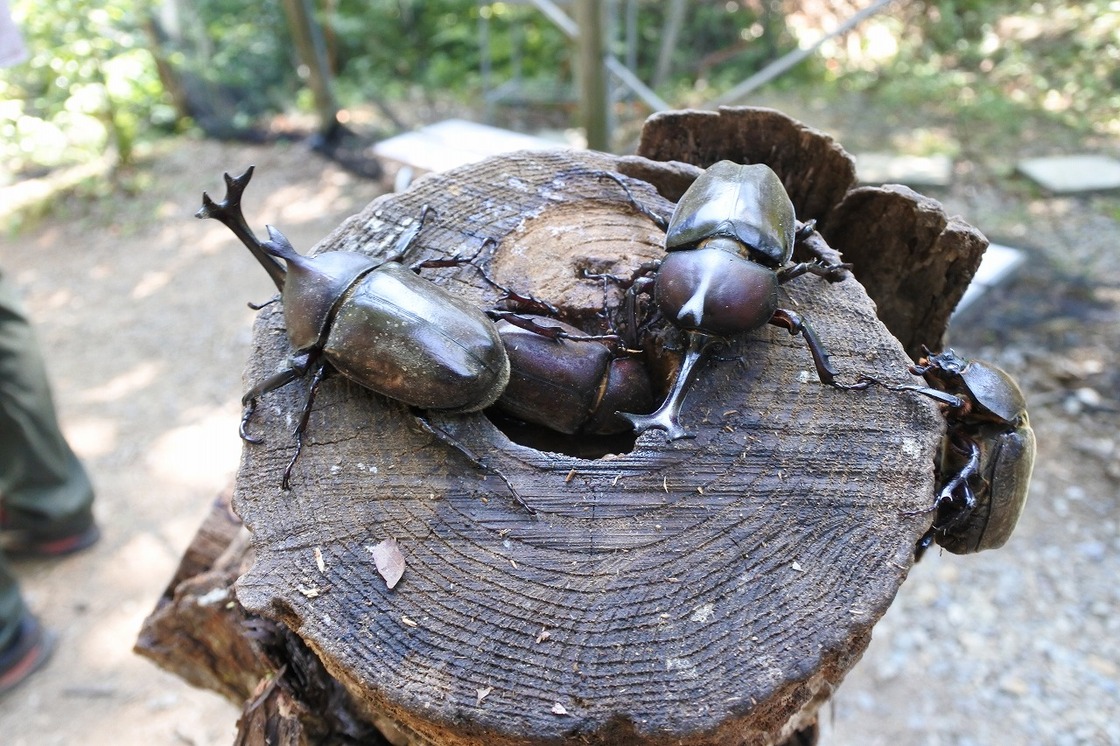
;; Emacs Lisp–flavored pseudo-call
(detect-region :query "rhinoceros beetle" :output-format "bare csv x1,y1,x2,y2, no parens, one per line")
861,348,1035,558
492,315,653,437
600,161,851,440
197,167,511,489
198,167,657,500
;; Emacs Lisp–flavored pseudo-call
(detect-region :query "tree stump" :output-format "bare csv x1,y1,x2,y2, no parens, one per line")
140,108,992,745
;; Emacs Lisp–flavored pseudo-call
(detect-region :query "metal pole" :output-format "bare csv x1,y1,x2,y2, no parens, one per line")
574,0,610,150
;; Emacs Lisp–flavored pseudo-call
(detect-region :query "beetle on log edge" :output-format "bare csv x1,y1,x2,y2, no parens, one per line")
854,348,1035,557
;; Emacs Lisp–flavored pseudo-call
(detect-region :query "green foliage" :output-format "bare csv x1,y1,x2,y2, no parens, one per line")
2,0,1115,178
0,0,169,174
833,0,1120,141
183,0,293,120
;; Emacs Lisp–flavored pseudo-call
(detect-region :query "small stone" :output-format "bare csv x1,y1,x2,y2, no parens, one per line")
998,674,1031,696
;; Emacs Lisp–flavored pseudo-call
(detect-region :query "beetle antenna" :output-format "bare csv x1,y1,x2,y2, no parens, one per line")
196,167,287,291
591,170,669,230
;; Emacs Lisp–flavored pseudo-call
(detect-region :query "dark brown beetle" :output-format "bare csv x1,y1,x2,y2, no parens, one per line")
604,161,850,439
897,349,1035,557
197,167,510,488
493,316,653,436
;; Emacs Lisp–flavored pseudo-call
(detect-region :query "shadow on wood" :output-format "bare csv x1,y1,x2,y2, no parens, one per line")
137,107,990,745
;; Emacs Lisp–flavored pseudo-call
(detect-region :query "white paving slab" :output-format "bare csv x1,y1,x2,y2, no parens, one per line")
1017,154,1120,193
373,118,568,177
953,243,1027,318
855,153,954,187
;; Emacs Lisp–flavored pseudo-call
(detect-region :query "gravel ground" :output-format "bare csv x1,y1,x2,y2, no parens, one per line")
0,105,1117,744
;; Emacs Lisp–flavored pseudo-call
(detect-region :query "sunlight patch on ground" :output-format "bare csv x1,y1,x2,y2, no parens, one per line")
131,269,172,299
145,405,242,491
80,359,163,403
94,531,180,599
64,416,119,459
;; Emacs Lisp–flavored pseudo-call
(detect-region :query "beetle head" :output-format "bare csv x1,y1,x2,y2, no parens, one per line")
263,226,378,352
917,348,1028,426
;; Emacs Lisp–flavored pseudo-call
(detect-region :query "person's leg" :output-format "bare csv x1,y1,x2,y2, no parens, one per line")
0,269,97,554
0,552,54,695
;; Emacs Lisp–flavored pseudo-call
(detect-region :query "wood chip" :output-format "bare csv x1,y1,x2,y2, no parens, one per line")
551,703,569,716
369,538,406,589
314,547,326,573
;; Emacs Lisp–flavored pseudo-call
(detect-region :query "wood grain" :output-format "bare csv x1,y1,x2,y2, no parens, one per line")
229,145,945,745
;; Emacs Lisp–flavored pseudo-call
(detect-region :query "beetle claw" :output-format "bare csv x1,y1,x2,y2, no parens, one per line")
620,331,718,442
616,409,695,441
239,402,264,444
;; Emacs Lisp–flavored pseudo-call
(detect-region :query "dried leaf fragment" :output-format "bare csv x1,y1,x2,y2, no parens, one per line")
314,547,326,573
296,584,321,598
369,538,406,589
476,686,493,705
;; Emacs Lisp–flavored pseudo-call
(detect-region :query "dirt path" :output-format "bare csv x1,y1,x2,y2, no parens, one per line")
0,121,1117,744
0,140,385,744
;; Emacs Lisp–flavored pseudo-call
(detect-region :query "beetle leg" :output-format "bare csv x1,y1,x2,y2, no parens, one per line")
901,383,968,410
794,219,817,243
933,438,982,519
281,362,330,490
196,166,287,291
384,204,434,265
240,366,304,443
487,311,622,346
247,296,280,311
768,308,838,385
413,414,536,515
581,259,662,289
777,260,853,284
913,528,938,561
617,330,718,440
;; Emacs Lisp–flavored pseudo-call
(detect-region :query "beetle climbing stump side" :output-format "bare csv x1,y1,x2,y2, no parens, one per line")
208,108,990,745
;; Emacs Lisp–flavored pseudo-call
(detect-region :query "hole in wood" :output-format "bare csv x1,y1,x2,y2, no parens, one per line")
483,408,642,459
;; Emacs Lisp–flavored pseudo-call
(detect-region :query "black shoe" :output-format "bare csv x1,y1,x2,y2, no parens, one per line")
0,612,56,696
0,506,100,558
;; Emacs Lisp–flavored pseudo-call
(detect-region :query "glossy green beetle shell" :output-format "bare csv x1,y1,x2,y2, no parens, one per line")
664,161,796,268
267,231,510,414
938,420,1035,554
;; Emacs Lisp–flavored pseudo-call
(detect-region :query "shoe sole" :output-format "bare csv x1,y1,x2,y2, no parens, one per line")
0,622,57,696
0,524,101,558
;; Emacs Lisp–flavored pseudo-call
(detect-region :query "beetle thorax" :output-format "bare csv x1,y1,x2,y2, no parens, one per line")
654,248,779,337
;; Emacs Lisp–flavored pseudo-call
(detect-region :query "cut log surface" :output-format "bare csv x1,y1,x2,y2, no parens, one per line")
231,140,946,745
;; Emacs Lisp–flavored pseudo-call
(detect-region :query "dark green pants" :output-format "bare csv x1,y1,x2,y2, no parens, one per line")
0,270,95,650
